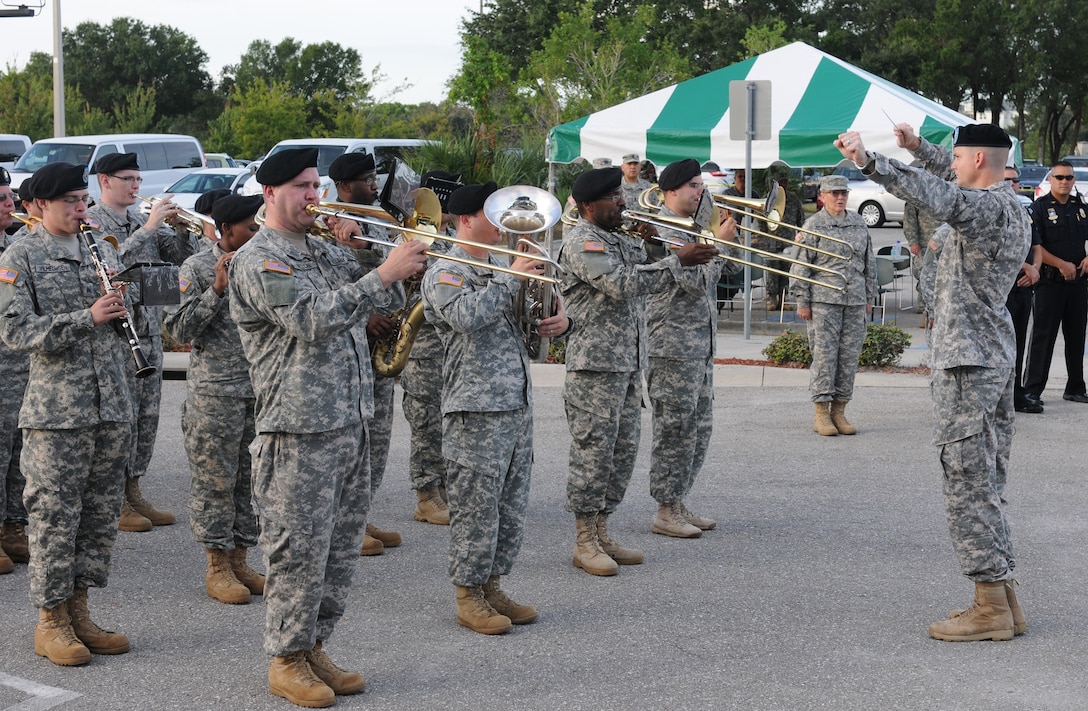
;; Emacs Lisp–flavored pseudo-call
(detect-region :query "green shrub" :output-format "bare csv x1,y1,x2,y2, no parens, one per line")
761,324,910,367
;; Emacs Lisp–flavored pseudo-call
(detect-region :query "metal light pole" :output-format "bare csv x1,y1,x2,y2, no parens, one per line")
52,0,64,136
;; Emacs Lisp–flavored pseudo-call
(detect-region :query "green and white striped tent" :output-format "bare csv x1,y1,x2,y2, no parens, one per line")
547,42,1010,169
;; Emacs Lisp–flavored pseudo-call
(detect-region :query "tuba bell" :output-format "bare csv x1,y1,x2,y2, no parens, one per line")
483,185,563,361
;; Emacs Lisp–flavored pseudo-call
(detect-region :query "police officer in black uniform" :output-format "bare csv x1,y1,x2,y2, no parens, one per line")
1022,161,1088,409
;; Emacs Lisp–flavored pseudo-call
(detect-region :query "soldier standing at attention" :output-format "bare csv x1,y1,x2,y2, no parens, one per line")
619,152,653,208
87,152,187,532
164,194,266,606
790,175,876,437
422,182,569,634
229,148,427,707
0,167,31,574
560,167,716,577
0,162,135,666
644,159,737,539
837,123,1030,642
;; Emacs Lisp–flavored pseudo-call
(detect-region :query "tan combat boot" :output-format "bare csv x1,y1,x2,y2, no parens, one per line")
572,514,618,576
482,576,538,624
678,502,716,531
1,520,30,563
949,579,1027,636
67,586,130,654
269,651,335,708
0,546,11,574
413,487,451,525
366,522,401,548
118,499,152,532
829,399,857,435
306,640,365,695
651,502,702,538
360,531,383,556
229,547,266,596
813,401,838,436
125,476,176,526
928,580,1014,642
35,604,91,666
595,513,643,565
455,585,512,635
205,549,251,605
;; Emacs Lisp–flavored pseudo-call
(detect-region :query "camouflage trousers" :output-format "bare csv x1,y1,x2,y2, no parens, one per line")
125,340,162,481
400,356,446,492
251,423,370,656
564,370,642,515
443,407,532,586
932,366,1016,582
0,405,27,524
806,302,867,402
647,357,714,504
181,391,259,550
369,375,395,492
22,423,132,609
754,235,787,300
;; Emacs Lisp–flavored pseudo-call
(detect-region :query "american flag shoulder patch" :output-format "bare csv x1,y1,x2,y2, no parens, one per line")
178,276,191,293
438,272,464,287
583,241,605,252
263,260,292,275
0,267,17,284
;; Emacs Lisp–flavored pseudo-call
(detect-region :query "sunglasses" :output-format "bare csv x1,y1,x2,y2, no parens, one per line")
1052,174,1076,181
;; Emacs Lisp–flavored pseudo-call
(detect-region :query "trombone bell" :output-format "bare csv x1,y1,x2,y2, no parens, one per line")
483,186,562,235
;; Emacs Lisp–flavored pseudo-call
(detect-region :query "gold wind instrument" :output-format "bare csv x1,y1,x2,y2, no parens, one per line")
138,195,216,237
12,212,41,229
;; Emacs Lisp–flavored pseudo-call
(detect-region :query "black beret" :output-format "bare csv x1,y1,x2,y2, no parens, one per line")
211,194,264,227
33,162,89,200
328,153,376,182
17,173,34,201
0,166,9,187
93,152,140,175
447,181,498,216
571,167,623,203
658,159,701,192
256,147,319,186
193,188,232,217
421,170,464,212
953,124,1012,148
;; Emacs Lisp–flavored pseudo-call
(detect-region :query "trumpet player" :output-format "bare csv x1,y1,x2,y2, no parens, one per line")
10,173,42,241
164,194,265,606
88,152,190,533
644,159,738,539
559,167,717,577
326,152,402,556
229,147,428,707
0,162,136,666
421,182,569,635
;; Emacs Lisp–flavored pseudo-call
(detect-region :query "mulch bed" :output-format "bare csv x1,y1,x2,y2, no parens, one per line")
713,357,930,376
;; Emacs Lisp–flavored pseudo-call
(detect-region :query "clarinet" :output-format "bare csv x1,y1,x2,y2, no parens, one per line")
78,219,156,378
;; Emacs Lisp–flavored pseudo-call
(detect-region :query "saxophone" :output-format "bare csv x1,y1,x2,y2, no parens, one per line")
371,280,425,378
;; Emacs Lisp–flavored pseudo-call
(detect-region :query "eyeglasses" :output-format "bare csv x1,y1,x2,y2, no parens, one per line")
827,190,849,197
598,191,624,204
686,181,705,191
1004,178,1020,183
353,176,378,185
59,196,92,206
1052,174,1075,181
109,175,143,185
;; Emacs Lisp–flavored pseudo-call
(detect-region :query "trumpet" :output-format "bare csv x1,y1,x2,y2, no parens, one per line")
711,188,856,256
12,212,41,229
138,195,216,237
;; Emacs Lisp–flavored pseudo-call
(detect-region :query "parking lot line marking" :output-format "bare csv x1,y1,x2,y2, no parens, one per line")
0,673,81,710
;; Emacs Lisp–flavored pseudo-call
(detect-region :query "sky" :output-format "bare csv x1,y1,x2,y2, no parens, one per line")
0,0,479,105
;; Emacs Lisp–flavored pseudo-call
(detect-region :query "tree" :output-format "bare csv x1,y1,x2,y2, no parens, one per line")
206,81,310,159
62,18,215,130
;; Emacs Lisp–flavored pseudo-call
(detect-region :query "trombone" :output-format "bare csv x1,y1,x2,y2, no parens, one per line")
138,195,216,237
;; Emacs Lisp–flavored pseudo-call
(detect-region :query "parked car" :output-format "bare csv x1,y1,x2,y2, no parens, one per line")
700,161,734,195
828,165,905,227
204,152,239,168
139,167,251,214
0,134,30,170
1034,166,1088,200
1017,164,1049,198
1060,155,1088,167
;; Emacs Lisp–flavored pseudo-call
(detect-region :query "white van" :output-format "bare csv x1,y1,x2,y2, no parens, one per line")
240,138,426,199
9,133,206,200
0,134,31,170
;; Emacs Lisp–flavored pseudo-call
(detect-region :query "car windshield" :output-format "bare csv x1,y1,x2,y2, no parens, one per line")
833,166,865,181
13,142,96,172
1019,165,1048,180
165,173,239,193
266,144,348,176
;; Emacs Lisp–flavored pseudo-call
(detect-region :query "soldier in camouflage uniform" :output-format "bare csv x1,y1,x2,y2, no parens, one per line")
325,152,402,556
790,175,876,437
228,148,427,707
761,172,805,311
725,169,776,309
402,170,462,527
620,153,654,208
0,162,135,666
87,152,189,532
903,196,943,316
838,123,1030,642
9,173,42,242
559,167,717,577
422,181,569,634
164,195,266,606
0,170,30,574
643,159,738,540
